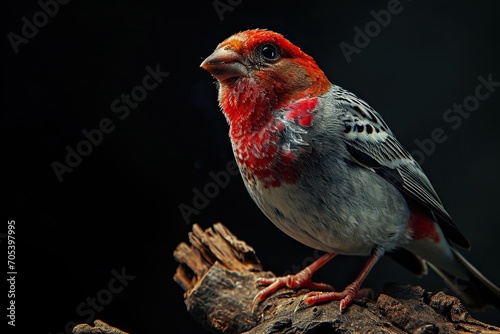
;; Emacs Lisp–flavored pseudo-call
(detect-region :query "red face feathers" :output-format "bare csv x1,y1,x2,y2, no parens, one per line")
200,29,331,131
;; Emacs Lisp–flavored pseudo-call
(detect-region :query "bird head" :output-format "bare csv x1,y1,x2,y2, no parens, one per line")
200,29,330,130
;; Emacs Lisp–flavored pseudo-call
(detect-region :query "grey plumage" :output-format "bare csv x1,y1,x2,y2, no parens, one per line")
201,28,500,312
241,84,500,310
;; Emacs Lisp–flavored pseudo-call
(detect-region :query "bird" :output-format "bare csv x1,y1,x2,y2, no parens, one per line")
199,28,500,312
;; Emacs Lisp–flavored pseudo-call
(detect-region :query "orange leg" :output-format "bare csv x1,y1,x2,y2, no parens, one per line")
251,247,385,312
296,247,384,311
251,252,336,312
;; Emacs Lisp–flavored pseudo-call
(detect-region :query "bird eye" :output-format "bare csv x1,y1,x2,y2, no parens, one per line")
260,44,280,62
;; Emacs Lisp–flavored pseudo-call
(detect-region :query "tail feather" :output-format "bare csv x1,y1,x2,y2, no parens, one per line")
428,248,500,311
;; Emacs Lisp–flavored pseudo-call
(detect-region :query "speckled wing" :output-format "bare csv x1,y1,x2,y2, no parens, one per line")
332,85,470,249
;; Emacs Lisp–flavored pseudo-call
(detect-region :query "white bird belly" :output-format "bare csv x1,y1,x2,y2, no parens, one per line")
246,167,411,256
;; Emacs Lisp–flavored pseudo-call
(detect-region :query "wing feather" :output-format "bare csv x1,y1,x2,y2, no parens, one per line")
333,86,470,248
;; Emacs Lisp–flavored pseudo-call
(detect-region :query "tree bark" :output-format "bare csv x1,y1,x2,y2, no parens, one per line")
173,222,500,334
72,319,129,334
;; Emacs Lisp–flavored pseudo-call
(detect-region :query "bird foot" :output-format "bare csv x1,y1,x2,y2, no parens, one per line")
294,283,372,312
251,272,334,312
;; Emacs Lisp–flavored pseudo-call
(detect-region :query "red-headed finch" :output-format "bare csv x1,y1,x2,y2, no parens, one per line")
200,29,500,312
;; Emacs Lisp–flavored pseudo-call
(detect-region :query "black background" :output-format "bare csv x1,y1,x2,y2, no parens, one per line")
3,1,500,333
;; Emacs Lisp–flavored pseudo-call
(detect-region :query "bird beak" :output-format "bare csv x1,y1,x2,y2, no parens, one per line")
200,48,248,82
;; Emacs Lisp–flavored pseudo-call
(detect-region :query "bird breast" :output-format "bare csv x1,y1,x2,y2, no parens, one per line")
231,93,411,256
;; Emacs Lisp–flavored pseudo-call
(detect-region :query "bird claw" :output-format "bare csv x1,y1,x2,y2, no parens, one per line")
250,292,263,313
293,292,325,313
292,286,373,313
293,298,306,313
251,273,335,313
251,276,288,313
294,290,344,313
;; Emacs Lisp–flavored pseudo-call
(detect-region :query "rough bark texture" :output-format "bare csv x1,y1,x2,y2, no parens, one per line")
173,222,500,334
72,319,129,334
